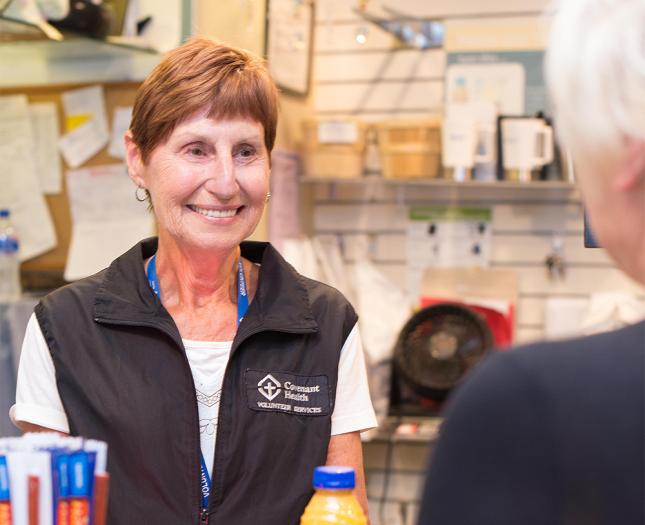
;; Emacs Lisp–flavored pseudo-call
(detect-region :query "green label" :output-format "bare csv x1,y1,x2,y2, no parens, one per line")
409,207,492,222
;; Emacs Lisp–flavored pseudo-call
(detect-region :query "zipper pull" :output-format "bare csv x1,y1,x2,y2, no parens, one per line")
200,508,209,524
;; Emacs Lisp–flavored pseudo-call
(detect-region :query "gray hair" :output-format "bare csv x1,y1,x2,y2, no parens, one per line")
545,0,645,158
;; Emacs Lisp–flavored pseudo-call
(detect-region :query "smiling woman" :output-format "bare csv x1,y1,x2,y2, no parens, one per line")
10,38,376,525
126,115,270,256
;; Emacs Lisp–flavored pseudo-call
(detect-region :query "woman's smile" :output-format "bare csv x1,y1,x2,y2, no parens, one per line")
187,204,243,219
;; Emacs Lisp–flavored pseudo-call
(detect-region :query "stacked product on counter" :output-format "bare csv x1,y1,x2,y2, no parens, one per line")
0,433,109,525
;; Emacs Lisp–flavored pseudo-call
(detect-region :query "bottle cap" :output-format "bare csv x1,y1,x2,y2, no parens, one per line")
0,238,19,253
0,210,9,218
312,466,355,489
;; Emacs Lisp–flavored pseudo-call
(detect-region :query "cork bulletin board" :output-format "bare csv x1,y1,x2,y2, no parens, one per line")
0,81,140,289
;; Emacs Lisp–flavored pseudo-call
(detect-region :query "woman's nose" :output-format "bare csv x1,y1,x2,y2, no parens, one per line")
204,154,238,199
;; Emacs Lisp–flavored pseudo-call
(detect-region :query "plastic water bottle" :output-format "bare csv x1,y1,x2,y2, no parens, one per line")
300,466,367,525
0,209,21,302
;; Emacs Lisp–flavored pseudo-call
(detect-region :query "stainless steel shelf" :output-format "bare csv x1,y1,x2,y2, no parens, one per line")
299,176,580,203
300,176,576,191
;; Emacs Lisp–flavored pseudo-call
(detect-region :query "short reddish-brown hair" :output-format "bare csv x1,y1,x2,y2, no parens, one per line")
130,37,279,163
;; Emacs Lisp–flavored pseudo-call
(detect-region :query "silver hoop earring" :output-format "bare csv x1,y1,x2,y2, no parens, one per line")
265,192,272,203
135,186,148,202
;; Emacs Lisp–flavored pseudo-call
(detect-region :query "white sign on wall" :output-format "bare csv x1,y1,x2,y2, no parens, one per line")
406,206,492,301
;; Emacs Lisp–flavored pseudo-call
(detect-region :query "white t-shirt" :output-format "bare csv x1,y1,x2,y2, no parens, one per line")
11,315,377,477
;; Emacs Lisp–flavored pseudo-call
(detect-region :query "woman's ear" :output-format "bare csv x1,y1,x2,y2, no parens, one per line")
614,139,645,192
124,130,146,188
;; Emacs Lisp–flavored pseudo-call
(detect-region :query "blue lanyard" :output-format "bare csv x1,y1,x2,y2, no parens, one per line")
147,254,249,327
146,253,249,511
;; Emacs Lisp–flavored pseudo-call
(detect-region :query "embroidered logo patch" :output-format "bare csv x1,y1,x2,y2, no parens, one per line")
257,374,282,401
246,369,330,416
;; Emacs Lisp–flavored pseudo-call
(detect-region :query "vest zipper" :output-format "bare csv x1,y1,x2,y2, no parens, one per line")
94,316,206,523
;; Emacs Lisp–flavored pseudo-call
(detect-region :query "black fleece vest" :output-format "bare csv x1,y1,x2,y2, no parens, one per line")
35,239,357,525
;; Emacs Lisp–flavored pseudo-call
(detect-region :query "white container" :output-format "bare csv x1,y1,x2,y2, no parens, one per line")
443,103,497,182
501,118,554,182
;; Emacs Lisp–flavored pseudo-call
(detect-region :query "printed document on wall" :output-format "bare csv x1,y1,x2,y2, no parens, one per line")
65,164,155,281
0,95,57,261
59,85,109,167
406,206,492,303
29,102,62,194
61,85,109,135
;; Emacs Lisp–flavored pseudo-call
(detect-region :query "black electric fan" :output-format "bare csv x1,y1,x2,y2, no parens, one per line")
390,303,493,415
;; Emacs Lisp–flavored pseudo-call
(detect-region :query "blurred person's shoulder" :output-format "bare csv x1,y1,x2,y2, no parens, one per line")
488,320,645,391
431,321,645,523
446,319,644,451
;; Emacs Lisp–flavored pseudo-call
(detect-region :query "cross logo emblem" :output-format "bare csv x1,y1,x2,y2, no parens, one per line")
258,374,282,401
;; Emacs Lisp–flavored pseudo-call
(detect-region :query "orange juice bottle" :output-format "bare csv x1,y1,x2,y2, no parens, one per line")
300,466,367,525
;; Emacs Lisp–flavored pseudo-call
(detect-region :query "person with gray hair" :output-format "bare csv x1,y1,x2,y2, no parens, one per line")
417,1,644,523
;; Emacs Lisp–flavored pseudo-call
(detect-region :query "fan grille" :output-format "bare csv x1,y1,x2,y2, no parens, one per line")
394,303,493,394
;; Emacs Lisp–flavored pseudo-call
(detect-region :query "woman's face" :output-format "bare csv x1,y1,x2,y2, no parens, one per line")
130,111,270,254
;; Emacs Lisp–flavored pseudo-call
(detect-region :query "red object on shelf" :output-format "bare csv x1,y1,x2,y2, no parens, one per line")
92,473,110,525
28,475,39,525
420,296,515,348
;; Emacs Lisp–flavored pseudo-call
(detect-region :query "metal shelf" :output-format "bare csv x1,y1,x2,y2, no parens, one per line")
0,17,161,86
0,16,158,60
300,176,576,191
299,175,579,203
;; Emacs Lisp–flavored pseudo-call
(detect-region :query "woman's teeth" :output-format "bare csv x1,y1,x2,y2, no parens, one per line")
190,205,237,218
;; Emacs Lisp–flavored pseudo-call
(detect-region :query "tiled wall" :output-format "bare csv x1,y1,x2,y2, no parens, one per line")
306,1,644,523
364,439,432,525
309,182,642,342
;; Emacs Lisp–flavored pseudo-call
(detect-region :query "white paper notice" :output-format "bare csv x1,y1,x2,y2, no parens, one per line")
406,207,492,302
59,85,109,166
59,119,108,168
0,95,57,261
61,85,109,136
108,106,132,159
64,164,155,281
29,102,62,194
317,121,359,144
446,63,525,115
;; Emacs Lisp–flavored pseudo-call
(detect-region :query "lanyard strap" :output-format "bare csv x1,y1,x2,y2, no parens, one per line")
236,259,249,326
147,255,249,324
199,452,211,511
146,253,249,510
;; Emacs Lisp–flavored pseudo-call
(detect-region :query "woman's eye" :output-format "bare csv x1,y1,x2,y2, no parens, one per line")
237,145,256,158
186,144,206,157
